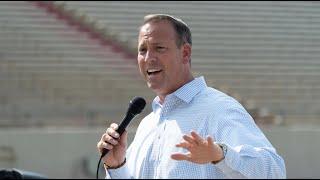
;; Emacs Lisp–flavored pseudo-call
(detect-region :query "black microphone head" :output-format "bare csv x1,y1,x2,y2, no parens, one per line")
128,97,146,115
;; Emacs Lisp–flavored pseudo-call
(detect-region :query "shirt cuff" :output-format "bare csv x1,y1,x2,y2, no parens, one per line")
214,143,243,178
105,162,131,179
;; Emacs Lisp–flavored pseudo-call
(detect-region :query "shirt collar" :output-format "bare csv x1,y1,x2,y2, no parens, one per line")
152,76,207,110
173,76,207,103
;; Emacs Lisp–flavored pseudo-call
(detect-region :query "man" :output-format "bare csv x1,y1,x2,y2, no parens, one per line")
97,14,286,178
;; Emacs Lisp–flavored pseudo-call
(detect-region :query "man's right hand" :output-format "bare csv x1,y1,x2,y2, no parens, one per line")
97,123,127,168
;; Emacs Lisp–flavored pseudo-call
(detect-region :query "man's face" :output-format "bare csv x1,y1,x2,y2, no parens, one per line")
137,20,191,97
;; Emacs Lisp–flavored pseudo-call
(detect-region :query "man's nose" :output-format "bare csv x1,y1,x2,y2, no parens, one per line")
145,50,156,62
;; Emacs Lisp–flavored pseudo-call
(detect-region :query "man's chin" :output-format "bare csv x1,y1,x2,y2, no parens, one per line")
147,82,163,93
147,83,158,90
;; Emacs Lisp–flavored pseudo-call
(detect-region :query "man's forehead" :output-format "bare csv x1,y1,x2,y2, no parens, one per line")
138,35,175,46
139,24,154,38
138,22,176,42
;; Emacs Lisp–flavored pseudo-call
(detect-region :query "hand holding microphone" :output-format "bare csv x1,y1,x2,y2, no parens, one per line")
96,97,146,171
97,123,128,168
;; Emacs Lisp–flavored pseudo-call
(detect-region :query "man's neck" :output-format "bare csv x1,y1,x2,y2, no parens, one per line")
157,74,194,105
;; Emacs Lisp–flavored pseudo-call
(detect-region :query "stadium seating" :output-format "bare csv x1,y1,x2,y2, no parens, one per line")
62,1,320,124
0,1,153,127
1,1,319,127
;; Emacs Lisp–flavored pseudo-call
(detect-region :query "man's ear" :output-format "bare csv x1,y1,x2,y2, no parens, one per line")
182,43,192,64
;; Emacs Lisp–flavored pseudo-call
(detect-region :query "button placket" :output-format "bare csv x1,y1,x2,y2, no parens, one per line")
155,96,176,178
158,107,169,177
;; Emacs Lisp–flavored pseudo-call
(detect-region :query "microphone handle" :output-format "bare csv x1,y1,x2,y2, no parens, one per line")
101,113,135,158
117,112,134,135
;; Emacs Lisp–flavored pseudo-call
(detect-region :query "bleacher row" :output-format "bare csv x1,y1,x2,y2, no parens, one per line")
0,1,319,127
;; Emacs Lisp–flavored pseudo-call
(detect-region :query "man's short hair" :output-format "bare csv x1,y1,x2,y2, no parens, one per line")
141,14,192,48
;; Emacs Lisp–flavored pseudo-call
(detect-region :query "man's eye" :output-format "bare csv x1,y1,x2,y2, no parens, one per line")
139,48,146,53
157,46,166,51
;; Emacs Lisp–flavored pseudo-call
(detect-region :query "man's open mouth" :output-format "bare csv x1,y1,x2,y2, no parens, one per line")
147,69,162,75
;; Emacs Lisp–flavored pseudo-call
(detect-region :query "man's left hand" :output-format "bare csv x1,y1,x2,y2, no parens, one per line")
171,131,224,164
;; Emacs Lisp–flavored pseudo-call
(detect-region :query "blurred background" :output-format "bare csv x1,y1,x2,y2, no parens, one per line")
0,1,319,178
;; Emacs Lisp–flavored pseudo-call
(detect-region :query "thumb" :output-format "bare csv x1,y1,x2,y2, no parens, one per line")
119,130,128,145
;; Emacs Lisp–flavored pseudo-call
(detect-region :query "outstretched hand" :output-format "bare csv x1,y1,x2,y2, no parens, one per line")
171,131,224,164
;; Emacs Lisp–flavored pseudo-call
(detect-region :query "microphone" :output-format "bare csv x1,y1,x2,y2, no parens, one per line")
101,96,146,158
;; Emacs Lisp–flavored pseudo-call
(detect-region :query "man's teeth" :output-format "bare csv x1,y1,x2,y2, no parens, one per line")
148,69,160,73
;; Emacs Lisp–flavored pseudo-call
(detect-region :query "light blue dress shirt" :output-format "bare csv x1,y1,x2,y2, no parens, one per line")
106,76,286,179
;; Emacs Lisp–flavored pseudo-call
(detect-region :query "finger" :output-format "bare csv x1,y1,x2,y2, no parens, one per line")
107,127,120,139
110,123,119,130
190,131,205,144
176,141,189,147
99,141,114,151
183,135,196,145
97,141,103,152
102,134,118,145
176,141,192,150
171,153,191,161
207,136,214,147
